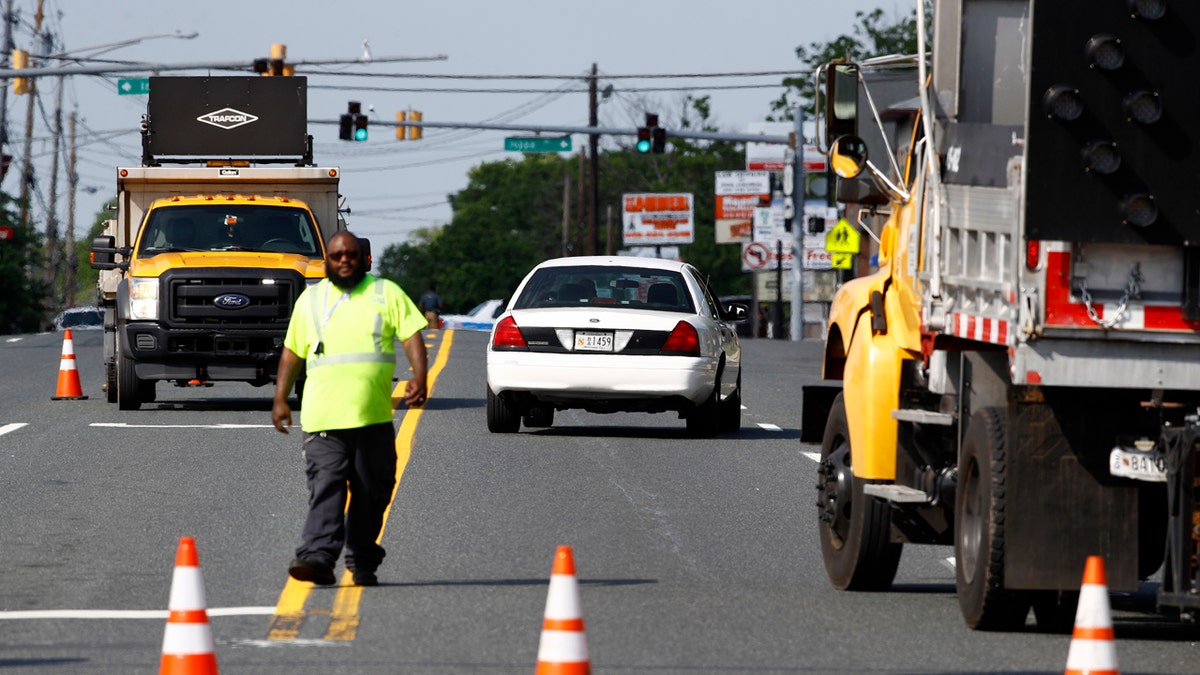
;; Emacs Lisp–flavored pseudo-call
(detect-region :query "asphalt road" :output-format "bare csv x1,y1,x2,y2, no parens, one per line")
1,328,1197,674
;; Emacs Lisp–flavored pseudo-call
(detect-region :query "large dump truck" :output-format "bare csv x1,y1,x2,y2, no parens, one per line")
91,76,348,410
805,0,1200,630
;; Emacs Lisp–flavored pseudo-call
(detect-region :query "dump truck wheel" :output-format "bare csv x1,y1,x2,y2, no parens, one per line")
817,392,902,590
955,407,1032,630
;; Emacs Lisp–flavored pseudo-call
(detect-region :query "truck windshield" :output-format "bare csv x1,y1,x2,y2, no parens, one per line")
137,206,322,258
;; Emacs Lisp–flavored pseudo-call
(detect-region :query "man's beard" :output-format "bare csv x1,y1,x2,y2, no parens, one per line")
326,261,367,290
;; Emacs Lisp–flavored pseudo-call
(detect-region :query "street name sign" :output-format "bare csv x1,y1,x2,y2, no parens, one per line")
504,136,572,153
118,77,150,96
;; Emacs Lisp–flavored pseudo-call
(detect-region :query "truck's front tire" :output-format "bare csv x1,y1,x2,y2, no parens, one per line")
955,407,1031,630
816,392,902,590
116,336,143,411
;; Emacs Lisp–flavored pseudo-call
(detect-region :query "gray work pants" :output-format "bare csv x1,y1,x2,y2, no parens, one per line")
295,422,397,572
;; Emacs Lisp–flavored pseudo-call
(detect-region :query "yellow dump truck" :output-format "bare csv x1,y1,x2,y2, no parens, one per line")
805,0,1200,630
91,76,350,409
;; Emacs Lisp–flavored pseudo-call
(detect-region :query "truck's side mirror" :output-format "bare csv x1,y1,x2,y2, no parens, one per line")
90,235,123,270
830,135,868,179
824,62,860,148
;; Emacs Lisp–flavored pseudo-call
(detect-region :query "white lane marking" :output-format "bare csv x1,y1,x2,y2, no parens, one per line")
757,423,782,431
802,451,821,462
0,606,276,620
233,639,350,648
0,423,28,436
5,337,22,343
945,556,956,568
91,423,276,429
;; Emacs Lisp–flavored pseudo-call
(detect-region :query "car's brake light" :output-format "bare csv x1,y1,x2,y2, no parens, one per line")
661,320,700,356
492,316,527,348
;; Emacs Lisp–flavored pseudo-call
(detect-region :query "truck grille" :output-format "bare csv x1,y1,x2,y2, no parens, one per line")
163,268,304,328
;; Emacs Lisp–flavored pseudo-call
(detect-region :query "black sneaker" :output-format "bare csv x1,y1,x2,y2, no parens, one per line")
289,557,336,585
351,569,378,587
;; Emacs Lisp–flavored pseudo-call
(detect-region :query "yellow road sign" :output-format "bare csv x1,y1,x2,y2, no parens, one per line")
825,218,861,254
831,252,854,269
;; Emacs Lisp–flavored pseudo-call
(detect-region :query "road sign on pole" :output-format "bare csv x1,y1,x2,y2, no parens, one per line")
504,136,572,153
117,78,150,96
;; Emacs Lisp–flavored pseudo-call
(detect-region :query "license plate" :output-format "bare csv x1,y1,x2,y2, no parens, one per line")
574,331,613,352
1109,447,1167,482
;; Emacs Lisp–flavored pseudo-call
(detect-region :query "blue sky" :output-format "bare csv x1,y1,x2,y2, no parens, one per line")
21,0,902,256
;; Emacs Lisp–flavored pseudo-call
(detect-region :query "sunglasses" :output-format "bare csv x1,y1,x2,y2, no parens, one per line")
328,250,360,262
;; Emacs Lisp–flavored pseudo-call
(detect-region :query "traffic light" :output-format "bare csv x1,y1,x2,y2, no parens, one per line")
340,101,366,142
651,126,666,154
254,44,290,76
636,112,659,154
635,126,652,153
1023,1,1197,243
11,49,29,95
395,111,406,140
408,110,422,140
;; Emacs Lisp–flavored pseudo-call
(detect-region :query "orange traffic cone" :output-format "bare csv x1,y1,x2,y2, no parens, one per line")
536,545,590,674
51,328,87,400
160,536,218,675
1064,555,1118,675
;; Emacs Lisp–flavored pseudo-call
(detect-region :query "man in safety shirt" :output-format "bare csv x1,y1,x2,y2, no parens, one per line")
272,231,429,587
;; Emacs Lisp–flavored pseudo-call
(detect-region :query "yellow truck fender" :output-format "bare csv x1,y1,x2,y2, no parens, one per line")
824,268,917,481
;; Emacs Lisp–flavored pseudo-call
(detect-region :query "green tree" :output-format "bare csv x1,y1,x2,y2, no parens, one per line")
0,193,49,334
70,200,116,306
769,3,932,119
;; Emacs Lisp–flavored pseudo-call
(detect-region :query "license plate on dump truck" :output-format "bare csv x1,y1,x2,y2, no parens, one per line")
1109,446,1167,482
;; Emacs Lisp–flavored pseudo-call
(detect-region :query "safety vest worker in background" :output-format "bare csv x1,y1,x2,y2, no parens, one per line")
272,231,429,587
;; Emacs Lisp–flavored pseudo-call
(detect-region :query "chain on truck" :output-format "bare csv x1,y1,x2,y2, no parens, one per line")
801,0,1200,631
90,76,363,410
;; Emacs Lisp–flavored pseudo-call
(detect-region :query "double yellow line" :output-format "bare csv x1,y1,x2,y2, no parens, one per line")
266,330,455,641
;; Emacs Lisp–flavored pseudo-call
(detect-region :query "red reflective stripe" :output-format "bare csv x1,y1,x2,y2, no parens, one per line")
543,618,585,632
1071,626,1115,641
1044,250,1092,327
167,609,210,624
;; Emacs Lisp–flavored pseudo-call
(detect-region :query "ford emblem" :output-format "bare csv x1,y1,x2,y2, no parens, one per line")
214,293,251,309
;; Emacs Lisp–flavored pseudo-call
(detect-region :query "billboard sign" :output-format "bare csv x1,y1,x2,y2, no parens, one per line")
714,170,770,244
622,193,694,246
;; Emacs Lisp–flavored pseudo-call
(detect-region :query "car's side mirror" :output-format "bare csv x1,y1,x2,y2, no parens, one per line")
722,302,749,322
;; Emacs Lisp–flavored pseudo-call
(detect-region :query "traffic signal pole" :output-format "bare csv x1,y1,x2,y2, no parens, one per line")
588,63,599,256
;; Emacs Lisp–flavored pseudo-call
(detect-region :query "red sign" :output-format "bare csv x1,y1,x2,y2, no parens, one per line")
0,225,13,241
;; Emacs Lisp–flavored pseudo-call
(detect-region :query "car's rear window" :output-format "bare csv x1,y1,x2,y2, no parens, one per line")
514,265,693,312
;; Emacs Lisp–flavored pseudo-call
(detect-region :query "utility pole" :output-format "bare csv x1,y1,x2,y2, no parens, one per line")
0,0,13,168
45,73,62,292
18,0,43,233
561,173,569,257
588,62,599,256
65,110,76,306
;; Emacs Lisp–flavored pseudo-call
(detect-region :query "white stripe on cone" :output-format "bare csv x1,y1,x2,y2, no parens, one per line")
543,574,582,620
168,568,207,610
162,624,216,654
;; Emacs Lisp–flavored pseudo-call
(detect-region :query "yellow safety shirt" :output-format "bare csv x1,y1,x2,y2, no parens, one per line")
284,274,427,432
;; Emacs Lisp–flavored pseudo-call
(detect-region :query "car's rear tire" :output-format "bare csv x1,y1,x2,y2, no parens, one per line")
523,405,554,428
686,373,720,438
717,372,741,433
487,387,520,433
